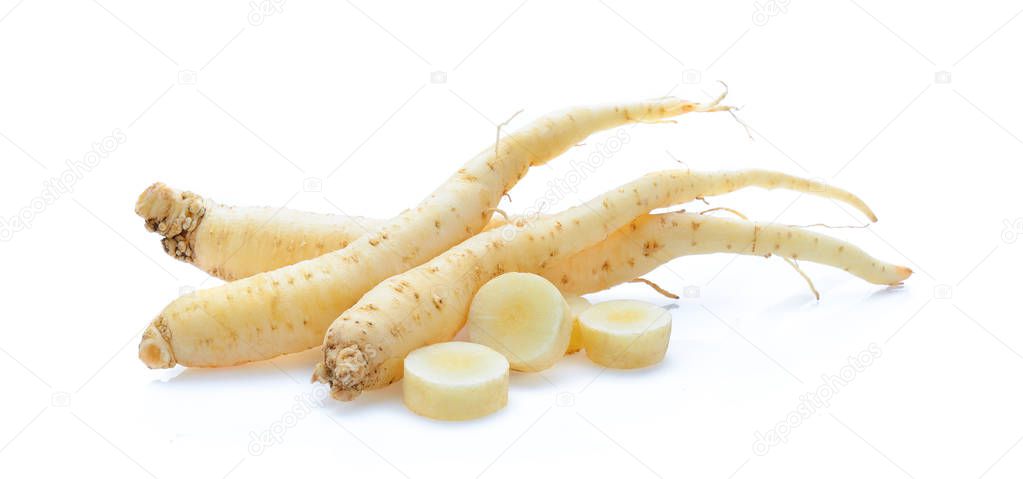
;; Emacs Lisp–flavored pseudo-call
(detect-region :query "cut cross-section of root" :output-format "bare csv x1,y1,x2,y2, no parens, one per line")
468,273,572,372
580,300,672,369
402,342,509,421
564,295,592,355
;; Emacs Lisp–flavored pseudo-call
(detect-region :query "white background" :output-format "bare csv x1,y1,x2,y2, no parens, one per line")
1,0,1021,477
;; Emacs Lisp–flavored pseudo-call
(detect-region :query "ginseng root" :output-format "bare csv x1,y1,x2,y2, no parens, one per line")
135,183,383,280
542,212,911,293
139,96,732,369
135,186,904,289
313,169,876,400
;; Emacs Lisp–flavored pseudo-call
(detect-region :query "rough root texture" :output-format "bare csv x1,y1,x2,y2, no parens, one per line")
135,183,207,263
315,344,370,401
138,319,175,368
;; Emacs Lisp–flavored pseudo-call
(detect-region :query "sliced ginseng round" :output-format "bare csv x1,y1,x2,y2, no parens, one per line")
468,272,572,371
579,300,672,369
402,341,509,421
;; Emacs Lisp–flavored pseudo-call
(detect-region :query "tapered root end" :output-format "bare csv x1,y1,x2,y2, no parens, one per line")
862,209,878,223
689,82,732,113
893,266,913,283
139,323,176,369
799,177,878,223
651,85,734,118
135,182,207,263
679,98,733,114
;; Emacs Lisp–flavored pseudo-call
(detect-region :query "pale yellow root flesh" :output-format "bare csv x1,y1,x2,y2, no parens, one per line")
564,296,592,354
579,300,672,369
467,273,572,372
402,341,509,421
314,169,875,400
140,97,732,369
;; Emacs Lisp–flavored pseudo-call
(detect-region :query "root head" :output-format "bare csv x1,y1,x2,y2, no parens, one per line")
139,321,176,369
312,344,370,401
134,182,207,263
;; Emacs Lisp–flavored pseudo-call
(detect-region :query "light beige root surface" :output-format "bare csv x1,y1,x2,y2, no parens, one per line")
543,212,911,293
135,183,384,280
